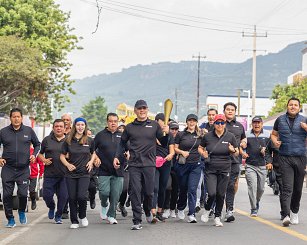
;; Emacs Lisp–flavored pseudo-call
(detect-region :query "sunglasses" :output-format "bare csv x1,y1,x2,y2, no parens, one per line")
214,121,225,125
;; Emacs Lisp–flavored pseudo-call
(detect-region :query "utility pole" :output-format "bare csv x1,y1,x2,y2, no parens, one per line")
175,88,178,117
192,53,206,117
242,25,267,117
237,89,241,117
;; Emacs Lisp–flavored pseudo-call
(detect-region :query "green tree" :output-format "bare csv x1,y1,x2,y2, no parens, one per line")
81,96,108,134
270,78,307,116
0,36,48,113
0,0,81,121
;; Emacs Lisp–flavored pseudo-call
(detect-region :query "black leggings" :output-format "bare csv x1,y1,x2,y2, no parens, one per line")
119,171,129,206
66,177,90,224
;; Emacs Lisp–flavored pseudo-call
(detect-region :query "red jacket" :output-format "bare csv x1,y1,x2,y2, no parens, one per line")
30,147,44,179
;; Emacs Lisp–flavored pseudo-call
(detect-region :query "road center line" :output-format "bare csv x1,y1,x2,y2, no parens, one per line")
1,213,46,245
236,208,307,242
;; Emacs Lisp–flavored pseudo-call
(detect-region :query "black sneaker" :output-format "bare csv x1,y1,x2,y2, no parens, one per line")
156,212,166,222
131,223,142,230
118,204,128,217
31,200,37,210
90,199,96,209
62,212,69,219
195,206,201,213
126,198,131,208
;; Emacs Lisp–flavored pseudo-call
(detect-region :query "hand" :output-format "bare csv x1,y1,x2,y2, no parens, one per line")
94,157,101,167
240,141,247,149
0,158,6,167
266,163,273,170
202,150,209,159
242,152,249,159
181,151,189,158
66,163,76,172
260,147,266,156
86,161,93,172
30,155,36,163
43,158,52,165
228,143,236,153
301,122,307,131
113,158,121,169
125,151,130,160
164,153,174,162
273,140,282,148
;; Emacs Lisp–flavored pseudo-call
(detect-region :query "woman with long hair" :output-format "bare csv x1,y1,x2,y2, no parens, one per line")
60,117,96,229
174,114,202,223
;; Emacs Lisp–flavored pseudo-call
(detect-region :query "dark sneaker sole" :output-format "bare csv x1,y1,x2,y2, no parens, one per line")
283,220,290,227
225,216,235,222
189,220,197,223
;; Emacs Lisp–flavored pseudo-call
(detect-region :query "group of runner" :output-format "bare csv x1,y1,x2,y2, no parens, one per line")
0,97,306,230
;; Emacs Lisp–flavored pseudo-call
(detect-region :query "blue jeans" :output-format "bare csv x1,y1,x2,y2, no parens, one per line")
176,162,203,215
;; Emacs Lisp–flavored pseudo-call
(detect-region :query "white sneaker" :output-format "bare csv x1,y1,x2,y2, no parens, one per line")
70,223,79,229
170,210,176,218
107,217,118,224
100,206,107,220
201,209,210,223
290,211,299,225
187,215,197,223
178,210,185,220
214,217,223,227
162,209,170,219
282,215,291,227
81,217,89,227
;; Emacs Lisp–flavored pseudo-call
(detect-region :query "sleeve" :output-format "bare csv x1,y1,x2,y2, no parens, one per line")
240,126,246,140
273,118,279,131
174,133,181,145
94,133,99,151
232,134,238,148
200,135,207,148
31,129,41,156
265,141,273,163
39,138,47,154
115,127,129,158
156,123,164,140
61,141,69,154
168,135,175,145
0,130,2,148
89,138,95,154
37,157,44,177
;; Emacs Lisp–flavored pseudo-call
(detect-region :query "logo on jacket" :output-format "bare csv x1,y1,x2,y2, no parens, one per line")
116,135,121,138
145,125,153,128
24,135,28,138
222,141,229,144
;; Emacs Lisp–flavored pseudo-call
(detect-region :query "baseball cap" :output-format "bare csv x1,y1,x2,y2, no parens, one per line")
155,113,165,121
169,122,179,129
214,114,226,122
186,114,198,122
252,116,263,122
134,100,148,109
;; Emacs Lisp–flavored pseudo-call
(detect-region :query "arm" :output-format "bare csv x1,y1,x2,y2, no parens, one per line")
60,154,76,172
31,129,41,156
271,130,281,148
37,157,44,177
165,144,175,161
114,129,129,169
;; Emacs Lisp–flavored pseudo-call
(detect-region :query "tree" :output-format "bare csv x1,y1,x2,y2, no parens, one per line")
81,96,108,134
0,36,49,112
270,78,307,116
0,0,81,121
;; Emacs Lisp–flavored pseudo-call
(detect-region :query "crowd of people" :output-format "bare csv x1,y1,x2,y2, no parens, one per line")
0,97,306,230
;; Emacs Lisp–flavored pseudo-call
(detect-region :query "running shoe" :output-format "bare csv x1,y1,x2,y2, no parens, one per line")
195,206,201,213
100,206,108,220
209,210,214,219
81,217,89,227
90,199,96,209
126,198,131,207
48,209,55,219
146,213,158,224
163,209,170,219
6,218,16,228
156,212,166,222
250,210,258,217
70,223,79,229
31,199,37,210
188,215,197,223
170,210,176,218
225,210,235,222
201,209,210,223
18,211,27,225
54,216,63,224
282,215,291,227
131,223,142,230
62,212,69,219
118,204,128,217
290,211,299,225
177,210,185,220
214,217,223,227
107,217,118,224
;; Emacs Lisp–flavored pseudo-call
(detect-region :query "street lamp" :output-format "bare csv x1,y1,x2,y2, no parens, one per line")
243,90,251,130
158,102,163,113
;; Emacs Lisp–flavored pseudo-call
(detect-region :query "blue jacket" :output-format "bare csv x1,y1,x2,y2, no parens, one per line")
276,114,307,156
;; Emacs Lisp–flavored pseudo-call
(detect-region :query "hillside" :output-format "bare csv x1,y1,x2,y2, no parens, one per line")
63,41,306,119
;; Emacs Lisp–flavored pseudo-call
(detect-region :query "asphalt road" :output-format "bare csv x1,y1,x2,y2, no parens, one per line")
1,178,307,245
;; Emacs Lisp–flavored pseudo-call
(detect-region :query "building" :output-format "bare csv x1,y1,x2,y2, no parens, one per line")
287,71,303,85
302,47,307,78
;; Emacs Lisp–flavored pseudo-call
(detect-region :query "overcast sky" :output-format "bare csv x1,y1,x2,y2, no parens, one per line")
56,0,307,79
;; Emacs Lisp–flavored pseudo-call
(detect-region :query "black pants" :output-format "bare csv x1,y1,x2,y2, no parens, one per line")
225,163,240,211
88,176,98,201
153,161,171,208
274,166,284,217
163,168,179,210
205,169,230,217
119,170,130,206
279,155,306,217
129,166,155,225
29,177,37,201
66,177,90,224
1,166,30,219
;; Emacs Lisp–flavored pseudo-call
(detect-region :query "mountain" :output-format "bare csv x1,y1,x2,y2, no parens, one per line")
63,41,306,119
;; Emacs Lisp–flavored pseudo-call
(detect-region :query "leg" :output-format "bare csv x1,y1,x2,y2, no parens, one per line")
225,163,240,211
275,167,284,217
204,171,217,211
245,165,258,211
77,177,90,220
215,172,230,217
142,167,156,217
98,176,111,208
176,164,189,211
43,177,57,211
129,167,143,224
66,178,79,224
16,168,30,213
196,170,204,207
55,177,69,218
119,171,129,206
170,169,179,211
107,176,124,218
152,168,160,209
187,163,202,215
1,167,16,220
256,166,267,206
157,162,171,209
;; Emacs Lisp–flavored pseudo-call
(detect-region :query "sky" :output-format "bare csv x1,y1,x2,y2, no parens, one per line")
56,0,307,79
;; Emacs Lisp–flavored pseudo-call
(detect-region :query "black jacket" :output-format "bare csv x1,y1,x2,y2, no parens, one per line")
0,124,40,169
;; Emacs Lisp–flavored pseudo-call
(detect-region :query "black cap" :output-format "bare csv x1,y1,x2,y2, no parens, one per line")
169,122,179,129
155,113,165,121
134,99,148,109
186,114,198,122
252,116,263,122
